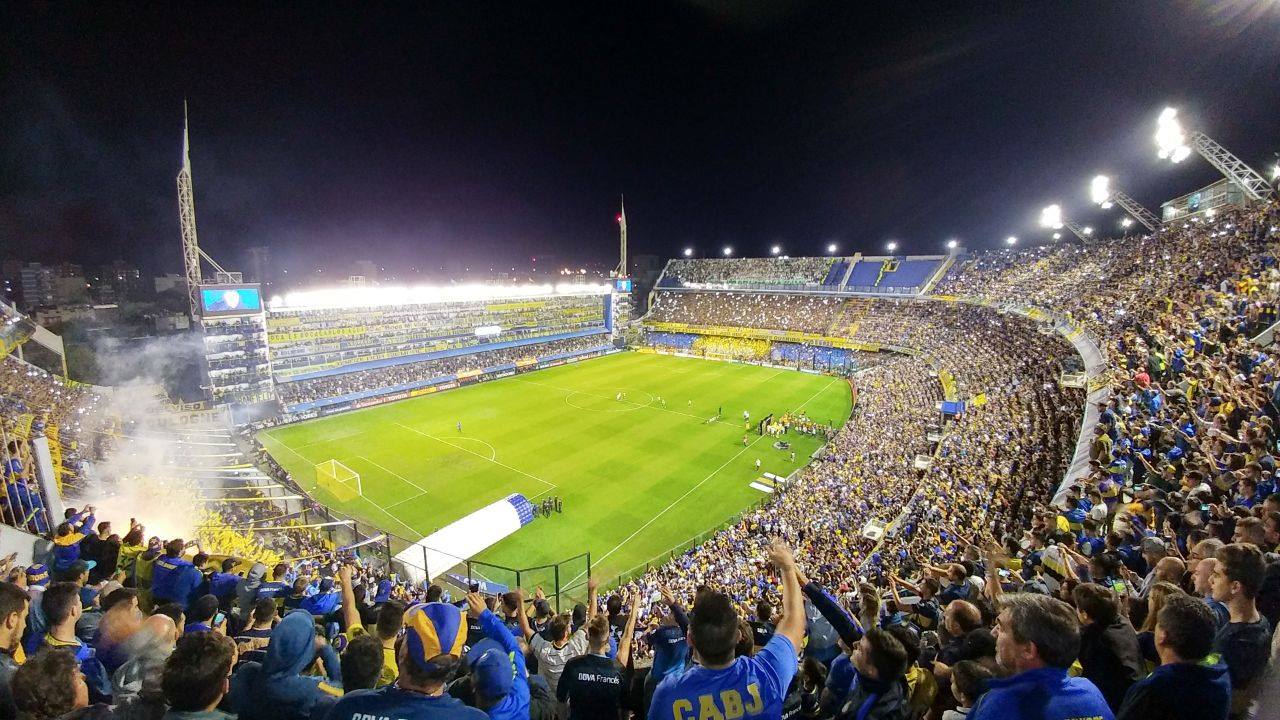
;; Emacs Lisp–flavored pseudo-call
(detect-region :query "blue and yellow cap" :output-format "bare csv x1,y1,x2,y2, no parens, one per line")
402,602,466,672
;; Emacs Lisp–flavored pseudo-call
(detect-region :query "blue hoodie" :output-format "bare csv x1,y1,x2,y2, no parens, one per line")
228,610,342,720
1114,658,1230,720
151,555,203,609
472,609,529,720
969,667,1113,720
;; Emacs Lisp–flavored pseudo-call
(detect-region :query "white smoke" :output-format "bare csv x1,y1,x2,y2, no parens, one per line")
68,332,213,543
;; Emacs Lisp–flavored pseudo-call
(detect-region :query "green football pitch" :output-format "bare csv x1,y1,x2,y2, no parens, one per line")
257,351,852,586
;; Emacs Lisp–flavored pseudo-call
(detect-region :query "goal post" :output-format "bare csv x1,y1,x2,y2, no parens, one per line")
316,459,362,502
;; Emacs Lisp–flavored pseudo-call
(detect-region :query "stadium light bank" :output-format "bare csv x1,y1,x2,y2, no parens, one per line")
268,282,613,311
1038,204,1088,242
1089,175,1159,232
1154,107,1273,201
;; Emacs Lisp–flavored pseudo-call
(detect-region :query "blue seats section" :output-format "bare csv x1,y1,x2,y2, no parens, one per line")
823,260,849,285
647,332,697,350
845,260,883,287
771,343,855,369
877,259,942,288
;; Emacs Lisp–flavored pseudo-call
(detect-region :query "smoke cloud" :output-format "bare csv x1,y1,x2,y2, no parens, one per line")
69,331,216,543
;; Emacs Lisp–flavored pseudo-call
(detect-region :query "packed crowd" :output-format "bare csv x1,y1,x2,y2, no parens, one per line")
4,194,1280,719
275,335,610,407
688,336,772,361
663,258,836,286
268,294,607,379
1,356,99,533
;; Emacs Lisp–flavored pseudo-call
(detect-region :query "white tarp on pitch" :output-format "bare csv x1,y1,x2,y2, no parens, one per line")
394,497,524,584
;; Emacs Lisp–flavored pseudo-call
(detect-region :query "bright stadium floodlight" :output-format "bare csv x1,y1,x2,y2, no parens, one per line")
945,239,958,250
722,246,733,256
826,242,839,254
1039,204,1064,230
1040,203,1090,241
770,245,782,255
1090,173,1160,232
1082,226,1094,236
886,241,898,253
1121,218,1134,228
1153,107,1273,200
1005,236,1018,246
1155,108,1192,163
683,247,694,257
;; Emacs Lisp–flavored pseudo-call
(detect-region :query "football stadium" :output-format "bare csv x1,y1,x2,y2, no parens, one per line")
3,6,1280,720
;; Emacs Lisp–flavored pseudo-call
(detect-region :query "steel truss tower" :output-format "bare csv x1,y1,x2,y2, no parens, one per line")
177,103,202,320
1105,189,1161,233
1190,131,1274,202
616,196,627,277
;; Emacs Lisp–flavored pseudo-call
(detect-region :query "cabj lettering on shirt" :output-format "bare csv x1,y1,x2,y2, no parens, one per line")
670,683,765,720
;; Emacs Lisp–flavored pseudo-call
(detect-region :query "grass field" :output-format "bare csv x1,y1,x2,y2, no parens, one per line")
257,351,851,587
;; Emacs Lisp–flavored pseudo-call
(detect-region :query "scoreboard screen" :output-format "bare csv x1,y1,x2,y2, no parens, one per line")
200,285,263,317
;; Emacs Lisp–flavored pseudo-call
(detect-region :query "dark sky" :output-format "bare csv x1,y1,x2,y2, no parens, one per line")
2,1,1278,281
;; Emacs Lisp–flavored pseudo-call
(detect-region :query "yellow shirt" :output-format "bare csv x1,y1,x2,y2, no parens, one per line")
345,624,397,687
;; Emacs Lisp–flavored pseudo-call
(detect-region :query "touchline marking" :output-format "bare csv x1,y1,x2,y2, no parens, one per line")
582,434,770,572
394,423,557,491
573,376,844,581
358,455,431,495
795,378,840,412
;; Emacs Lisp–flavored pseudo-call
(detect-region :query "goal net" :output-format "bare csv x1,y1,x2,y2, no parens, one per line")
316,459,362,502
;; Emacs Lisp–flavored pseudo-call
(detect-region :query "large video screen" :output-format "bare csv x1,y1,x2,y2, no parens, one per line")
201,286,262,317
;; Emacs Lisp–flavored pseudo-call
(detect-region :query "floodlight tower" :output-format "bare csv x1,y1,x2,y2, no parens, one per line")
1038,204,1091,242
1090,175,1160,232
176,103,235,321
615,196,627,277
1155,108,1273,201
177,103,203,320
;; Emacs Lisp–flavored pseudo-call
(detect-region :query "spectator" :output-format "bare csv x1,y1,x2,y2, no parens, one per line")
337,566,398,687
648,542,805,720
232,598,277,667
94,588,142,676
226,610,342,720
160,632,236,720
0,582,30,720
150,541,201,611
183,596,221,635
323,603,485,720
558,611,628,720
969,594,1112,720
1116,594,1230,720
1073,583,1144,711
337,634,384,694
840,628,910,720
111,613,178,715
9,648,89,720
942,660,993,720
521,581,597,699
39,583,112,703
464,591,529,719
1210,543,1271,713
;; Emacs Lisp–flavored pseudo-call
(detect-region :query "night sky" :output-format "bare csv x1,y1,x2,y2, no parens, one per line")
2,2,1278,281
